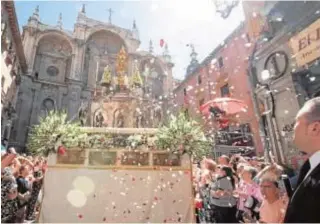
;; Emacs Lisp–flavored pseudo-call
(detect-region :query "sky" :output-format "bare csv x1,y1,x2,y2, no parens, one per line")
15,0,244,80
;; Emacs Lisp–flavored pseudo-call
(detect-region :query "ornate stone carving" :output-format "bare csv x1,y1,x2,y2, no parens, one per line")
114,109,125,128
46,65,59,76
38,35,72,58
100,64,112,87
78,101,89,126
134,108,143,128
95,111,105,127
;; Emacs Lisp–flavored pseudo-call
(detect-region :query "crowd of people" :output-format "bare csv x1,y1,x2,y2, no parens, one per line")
1,146,47,223
193,154,289,223
193,97,320,223
1,97,319,223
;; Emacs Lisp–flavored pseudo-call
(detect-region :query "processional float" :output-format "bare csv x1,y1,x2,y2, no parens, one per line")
38,127,195,223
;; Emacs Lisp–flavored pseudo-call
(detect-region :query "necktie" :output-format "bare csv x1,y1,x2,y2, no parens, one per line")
296,160,311,187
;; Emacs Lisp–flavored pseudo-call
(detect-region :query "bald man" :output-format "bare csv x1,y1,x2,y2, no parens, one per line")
284,97,320,223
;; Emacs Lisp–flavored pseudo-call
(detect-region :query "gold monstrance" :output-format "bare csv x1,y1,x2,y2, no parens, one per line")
116,46,128,90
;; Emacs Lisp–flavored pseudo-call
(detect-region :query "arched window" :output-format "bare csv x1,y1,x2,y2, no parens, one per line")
40,98,55,118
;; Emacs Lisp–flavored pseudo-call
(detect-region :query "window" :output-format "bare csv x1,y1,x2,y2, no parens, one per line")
218,57,224,68
40,98,55,117
220,84,230,97
199,98,205,107
183,88,187,96
46,66,59,76
197,75,202,85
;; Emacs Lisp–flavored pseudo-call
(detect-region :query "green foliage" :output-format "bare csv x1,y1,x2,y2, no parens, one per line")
131,67,143,87
27,110,85,156
155,112,213,161
127,134,143,148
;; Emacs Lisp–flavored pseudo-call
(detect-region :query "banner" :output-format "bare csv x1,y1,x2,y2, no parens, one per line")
290,19,320,66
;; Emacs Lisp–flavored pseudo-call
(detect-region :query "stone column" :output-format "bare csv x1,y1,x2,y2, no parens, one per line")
23,31,37,73
28,44,38,74
29,85,42,125
67,84,82,120
69,53,77,80
77,45,85,78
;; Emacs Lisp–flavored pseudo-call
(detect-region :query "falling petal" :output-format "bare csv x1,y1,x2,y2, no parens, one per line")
310,76,316,82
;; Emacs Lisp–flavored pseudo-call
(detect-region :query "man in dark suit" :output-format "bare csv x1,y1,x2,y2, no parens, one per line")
284,97,320,223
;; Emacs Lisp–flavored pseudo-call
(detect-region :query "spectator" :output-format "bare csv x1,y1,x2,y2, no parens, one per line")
198,158,217,223
259,177,287,223
235,166,262,222
1,138,8,152
25,161,44,221
200,158,217,186
1,149,47,223
1,182,20,223
210,166,237,223
15,165,32,222
284,97,320,223
218,155,230,166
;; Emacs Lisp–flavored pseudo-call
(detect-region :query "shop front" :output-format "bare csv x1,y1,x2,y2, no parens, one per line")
290,18,320,106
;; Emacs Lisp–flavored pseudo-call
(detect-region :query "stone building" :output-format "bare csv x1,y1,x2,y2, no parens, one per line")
1,1,28,146
251,1,320,166
12,5,174,151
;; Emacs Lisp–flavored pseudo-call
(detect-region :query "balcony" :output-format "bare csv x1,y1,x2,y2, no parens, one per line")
213,129,256,157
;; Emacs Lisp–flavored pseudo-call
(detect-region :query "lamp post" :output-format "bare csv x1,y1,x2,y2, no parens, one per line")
260,69,285,164
247,41,271,160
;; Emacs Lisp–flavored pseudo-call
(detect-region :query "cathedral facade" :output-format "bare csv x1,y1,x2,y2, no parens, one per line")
11,6,174,151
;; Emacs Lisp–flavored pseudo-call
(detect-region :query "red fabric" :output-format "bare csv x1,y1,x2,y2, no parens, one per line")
57,146,66,155
195,200,203,209
218,118,229,129
200,97,247,116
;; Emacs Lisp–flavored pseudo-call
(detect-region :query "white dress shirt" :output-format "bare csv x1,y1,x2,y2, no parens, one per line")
304,150,320,180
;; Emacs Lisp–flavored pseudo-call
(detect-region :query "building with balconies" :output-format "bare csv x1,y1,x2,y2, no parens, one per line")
1,1,28,146
172,22,263,157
